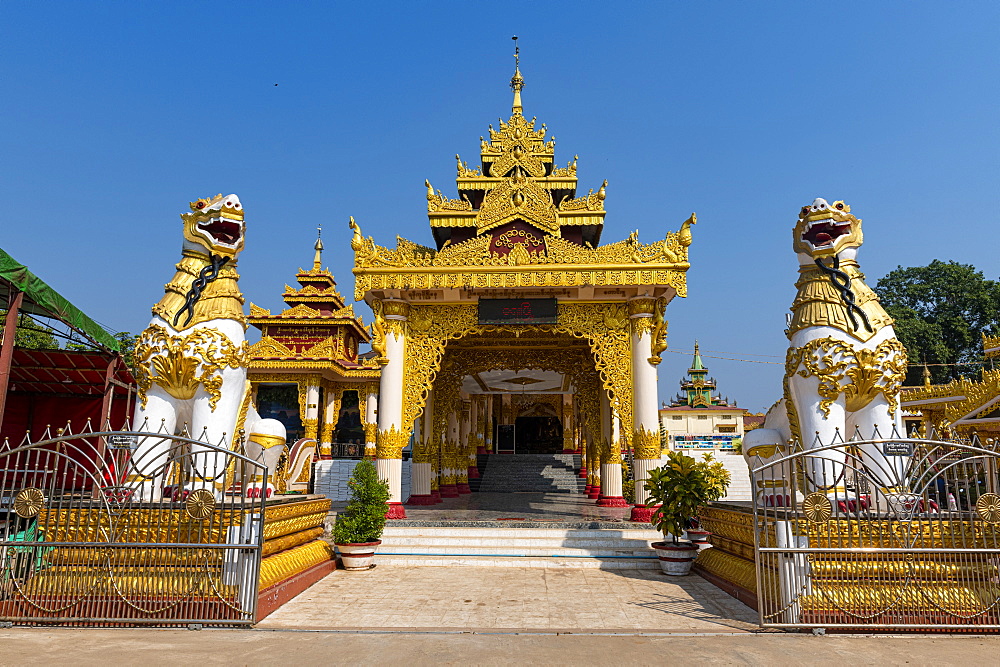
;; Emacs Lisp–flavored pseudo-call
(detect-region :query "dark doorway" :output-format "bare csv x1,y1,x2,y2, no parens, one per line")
514,416,563,454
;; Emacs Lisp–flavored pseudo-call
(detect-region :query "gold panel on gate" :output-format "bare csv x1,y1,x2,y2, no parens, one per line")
13,488,45,518
976,493,1000,524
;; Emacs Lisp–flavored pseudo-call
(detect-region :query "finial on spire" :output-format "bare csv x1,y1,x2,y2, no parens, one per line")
923,360,932,387
510,35,524,115
312,224,323,270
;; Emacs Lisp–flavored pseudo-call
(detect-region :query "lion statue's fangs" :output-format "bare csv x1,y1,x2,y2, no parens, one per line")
742,198,909,499
130,194,287,501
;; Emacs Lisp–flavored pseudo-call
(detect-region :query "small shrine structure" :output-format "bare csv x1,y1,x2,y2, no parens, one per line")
659,342,747,453
247,233,380,460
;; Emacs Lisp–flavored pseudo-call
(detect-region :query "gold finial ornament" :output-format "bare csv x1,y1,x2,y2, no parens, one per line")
13,487,45,518
349,216,363,252
185,489,217,520
510,35,524,115
313,224,324,270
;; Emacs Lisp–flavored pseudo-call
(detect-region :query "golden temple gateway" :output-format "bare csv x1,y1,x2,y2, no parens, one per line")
347,61,695,518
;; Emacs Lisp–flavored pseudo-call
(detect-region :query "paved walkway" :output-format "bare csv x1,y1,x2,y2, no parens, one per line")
2,629,999,665
258,566,758,632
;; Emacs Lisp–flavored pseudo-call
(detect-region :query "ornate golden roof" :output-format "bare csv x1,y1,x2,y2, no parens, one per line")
351,54,694,302
424,57,607,244
248,231,374,377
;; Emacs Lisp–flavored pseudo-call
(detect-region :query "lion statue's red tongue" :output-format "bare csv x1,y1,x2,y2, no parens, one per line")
814,232,832,244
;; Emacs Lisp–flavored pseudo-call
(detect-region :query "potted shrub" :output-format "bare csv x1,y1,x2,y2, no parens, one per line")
685,454,731,548
333,459,390,571
644,451,718,575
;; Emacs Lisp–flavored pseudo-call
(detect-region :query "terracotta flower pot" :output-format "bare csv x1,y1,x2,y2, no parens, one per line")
335,540,381,570
650,541,698,576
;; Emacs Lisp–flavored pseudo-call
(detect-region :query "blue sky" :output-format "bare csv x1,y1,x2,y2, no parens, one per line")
2,2,998,411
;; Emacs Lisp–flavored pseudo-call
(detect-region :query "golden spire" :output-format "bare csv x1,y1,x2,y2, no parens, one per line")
312,224,323,270
510,35,524,116
923,360,932,387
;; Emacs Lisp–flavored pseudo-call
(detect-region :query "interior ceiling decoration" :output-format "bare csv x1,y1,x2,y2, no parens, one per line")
461,369,566,395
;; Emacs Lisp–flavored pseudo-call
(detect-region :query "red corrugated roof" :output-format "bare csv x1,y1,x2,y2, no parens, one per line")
9,348,134,396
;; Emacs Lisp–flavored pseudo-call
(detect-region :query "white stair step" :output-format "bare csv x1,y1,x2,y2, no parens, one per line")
376,546,657,558
381,527,661,539
380,537,658,549
373,555,660,569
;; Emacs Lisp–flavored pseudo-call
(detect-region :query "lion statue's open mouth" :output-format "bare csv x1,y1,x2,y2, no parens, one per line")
801,216,852,250
197,218,243,247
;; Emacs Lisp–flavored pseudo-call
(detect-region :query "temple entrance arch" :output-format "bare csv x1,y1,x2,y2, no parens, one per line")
350,64,694,518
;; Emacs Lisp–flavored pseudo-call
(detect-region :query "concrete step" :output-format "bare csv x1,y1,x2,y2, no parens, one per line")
373,555,660,569
372,526,664,567
382,527,659,539
479,454,585,494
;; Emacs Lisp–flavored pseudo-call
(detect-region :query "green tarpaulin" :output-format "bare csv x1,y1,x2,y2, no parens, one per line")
0,247,119,352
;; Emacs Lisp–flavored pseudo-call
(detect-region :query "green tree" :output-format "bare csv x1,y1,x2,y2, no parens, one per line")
874,261,1000,384
0,310,59,349
113,331,138,375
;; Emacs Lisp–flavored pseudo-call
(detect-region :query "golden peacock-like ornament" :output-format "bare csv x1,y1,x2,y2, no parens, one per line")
13,488,45,518
185,489,217,520
803,492,833,523
976,493,1000,524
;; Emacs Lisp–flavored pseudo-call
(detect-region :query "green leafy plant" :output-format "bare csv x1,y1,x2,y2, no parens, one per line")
332,459,390,544
644,451,725,544
699,453,730,503
621,458,635,503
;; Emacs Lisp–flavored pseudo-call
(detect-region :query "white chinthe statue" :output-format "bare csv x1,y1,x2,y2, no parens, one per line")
131,193,286,500
744,198,908,499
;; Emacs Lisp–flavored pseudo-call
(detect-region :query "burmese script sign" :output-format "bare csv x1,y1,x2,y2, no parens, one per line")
478,298,558,325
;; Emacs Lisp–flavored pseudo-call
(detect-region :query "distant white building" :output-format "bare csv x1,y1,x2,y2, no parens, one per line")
658,342,746,454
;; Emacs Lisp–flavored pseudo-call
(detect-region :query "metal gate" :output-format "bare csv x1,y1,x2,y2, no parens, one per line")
0,428,267,626
752,437,1000,630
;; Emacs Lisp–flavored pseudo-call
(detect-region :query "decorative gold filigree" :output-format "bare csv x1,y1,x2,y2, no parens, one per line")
632,426,661,460
369,300,388,364
184,489,217,520
803,492,833,523
976,493,1000,524
279,303,322,318
13,487,45,518
648,297,668,365
376,424,409,460
426,180,473,212
351,223,691,301
134,325,249,410
248,336,295,358
786,337,908,418
249,303,271,318
558,181,606,212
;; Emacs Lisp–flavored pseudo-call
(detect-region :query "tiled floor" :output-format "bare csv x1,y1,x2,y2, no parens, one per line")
258,566,758,631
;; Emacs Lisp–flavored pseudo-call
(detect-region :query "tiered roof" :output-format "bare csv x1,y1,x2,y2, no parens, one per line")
666,342,737,409
425,56,607,249
248,233,376,376
350,55,693,302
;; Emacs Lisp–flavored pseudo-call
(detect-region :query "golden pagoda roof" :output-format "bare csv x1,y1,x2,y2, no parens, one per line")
249,230,372,343
350,52,694,302
422,50,609,244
